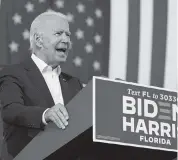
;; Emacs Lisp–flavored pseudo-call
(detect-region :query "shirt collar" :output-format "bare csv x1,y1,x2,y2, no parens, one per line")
31,53,61,75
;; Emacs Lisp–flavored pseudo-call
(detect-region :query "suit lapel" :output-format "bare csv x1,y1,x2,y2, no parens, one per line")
23,57,55,107
59,74,69,105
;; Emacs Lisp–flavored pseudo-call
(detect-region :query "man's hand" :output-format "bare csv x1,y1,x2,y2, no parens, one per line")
44,103,69,129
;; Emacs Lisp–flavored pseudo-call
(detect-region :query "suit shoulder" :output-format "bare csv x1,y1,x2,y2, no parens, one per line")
0,64,23,76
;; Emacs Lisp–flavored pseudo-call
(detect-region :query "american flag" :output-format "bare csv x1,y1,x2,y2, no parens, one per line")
109,0,177,91
0,1,177,159
0,0,110,84
0,0,177,89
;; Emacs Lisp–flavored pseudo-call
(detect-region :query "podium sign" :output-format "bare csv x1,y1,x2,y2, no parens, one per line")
93,77,178,152
14,81,93,160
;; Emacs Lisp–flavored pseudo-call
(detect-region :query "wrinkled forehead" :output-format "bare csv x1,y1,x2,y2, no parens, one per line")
31,14,70,34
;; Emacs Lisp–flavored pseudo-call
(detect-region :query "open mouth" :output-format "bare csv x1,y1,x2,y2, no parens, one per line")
56,48,67,53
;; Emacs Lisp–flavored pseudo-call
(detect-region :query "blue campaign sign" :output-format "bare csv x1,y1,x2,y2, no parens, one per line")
93,76,178,152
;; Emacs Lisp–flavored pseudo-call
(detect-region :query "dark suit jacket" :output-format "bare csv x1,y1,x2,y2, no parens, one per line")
0,57,83,158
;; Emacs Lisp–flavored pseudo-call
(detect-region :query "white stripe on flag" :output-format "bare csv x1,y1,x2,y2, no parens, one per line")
164,0,177,90
138,0,154,85
109,0,128,80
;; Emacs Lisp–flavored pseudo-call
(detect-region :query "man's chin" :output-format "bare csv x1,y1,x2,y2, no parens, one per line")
57,56,67,64
56,52,67,59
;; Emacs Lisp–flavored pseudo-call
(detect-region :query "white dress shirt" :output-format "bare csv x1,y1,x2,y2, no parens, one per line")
31,54,64,125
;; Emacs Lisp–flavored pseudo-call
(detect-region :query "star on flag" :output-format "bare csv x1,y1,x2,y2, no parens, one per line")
86,17,94,27
85,43,93,53
75,29,84,39
9,41,19,53
22,29,30,40
93,61,101,71
94,34,102,44
76,3,85,13
55,0,64,9
95,8,102,18
25,2,34,13
73,56,82,67
66,13,74,23
12,13,22,25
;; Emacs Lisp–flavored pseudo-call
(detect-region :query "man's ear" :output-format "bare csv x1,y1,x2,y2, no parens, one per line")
34,33,43,48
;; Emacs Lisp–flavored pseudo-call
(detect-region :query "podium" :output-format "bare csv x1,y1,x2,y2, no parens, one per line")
14,79,177,160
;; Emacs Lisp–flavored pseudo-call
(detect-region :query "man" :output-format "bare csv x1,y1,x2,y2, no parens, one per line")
0,11,83,159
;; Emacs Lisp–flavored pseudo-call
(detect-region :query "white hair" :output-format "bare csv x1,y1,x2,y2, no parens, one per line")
29,11,68,52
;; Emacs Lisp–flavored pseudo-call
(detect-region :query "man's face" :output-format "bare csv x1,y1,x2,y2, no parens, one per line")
40,16,71,66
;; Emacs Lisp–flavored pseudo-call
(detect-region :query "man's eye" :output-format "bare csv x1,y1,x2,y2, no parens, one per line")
65,31,71,36
55,32,62,36
66,32,71,37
